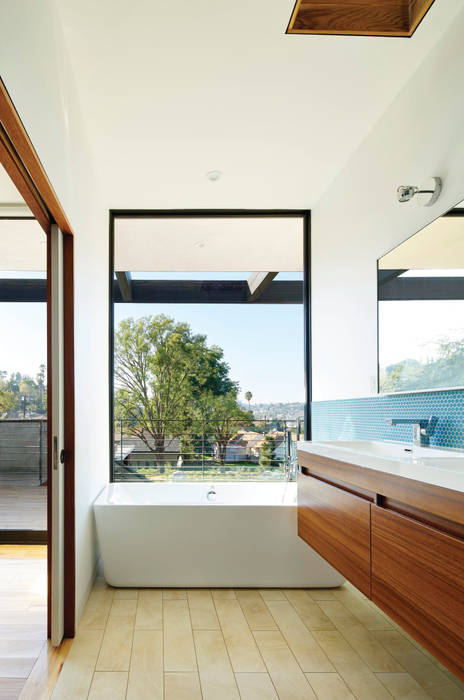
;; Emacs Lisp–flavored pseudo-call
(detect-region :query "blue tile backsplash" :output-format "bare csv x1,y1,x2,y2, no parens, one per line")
312,388,464,450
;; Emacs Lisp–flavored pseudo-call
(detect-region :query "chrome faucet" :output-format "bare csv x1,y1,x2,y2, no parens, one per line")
385,416,438,447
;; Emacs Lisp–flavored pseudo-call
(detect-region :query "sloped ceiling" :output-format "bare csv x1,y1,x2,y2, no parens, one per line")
56,0,462,209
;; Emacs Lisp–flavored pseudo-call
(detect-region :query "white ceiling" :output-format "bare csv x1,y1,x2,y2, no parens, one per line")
115,216,303,271
0,218,46,271
56,0,463,210
0,163,29,207
379,214,464,270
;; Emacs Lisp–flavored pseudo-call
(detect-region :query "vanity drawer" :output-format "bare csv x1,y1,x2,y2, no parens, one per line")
298,472,371,595
371,505,464,679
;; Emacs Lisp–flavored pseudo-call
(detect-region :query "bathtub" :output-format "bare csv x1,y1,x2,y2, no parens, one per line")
94,482,344,588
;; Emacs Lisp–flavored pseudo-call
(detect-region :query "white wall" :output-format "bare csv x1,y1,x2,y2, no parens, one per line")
311,7,464,401
0,0,108,620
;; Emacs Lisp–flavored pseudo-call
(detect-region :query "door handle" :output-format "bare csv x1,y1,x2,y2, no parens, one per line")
53,436,58,470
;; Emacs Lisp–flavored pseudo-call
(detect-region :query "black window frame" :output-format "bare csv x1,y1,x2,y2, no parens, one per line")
108,209,311,481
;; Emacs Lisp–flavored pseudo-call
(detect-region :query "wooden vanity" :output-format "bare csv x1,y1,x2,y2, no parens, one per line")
298,446,464,682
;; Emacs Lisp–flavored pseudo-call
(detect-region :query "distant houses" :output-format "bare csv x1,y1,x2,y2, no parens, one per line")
114,428,293,472
216,430,288,463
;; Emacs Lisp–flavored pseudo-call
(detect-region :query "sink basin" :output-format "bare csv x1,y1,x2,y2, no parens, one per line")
320,440,412,459
298,439,464,493
316,440,464,472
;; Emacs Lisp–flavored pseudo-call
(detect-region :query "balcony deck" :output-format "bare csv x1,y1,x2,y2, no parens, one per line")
0,486,47,531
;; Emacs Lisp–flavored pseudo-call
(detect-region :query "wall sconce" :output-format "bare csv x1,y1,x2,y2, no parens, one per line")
396,177,442,206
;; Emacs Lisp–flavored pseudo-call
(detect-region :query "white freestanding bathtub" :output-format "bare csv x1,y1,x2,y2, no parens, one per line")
94,482,344,588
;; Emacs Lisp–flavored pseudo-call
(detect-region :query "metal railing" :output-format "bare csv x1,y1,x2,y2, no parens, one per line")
113,418,303,482
0,419,47,485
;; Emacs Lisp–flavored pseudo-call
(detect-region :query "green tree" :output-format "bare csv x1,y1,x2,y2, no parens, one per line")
0,373,15,414
200,391,252,467
36,364,47,413
245,391,253,409
114,315,236,461
379,335,464,393
259,434,277,467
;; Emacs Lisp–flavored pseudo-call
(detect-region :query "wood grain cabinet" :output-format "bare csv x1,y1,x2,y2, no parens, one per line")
298,473,371,596
371,505,464,679
297,451,464,682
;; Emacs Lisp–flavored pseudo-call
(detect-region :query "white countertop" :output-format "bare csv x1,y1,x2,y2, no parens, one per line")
297,440,464,495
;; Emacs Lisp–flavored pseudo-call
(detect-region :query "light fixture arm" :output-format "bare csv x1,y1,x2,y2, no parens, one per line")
396,177,442,206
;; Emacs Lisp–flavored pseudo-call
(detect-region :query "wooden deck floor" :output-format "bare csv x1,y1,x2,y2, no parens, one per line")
0,546,47,699
0,487,47,531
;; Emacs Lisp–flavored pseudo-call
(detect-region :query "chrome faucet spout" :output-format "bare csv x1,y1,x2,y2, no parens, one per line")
385,416,438,447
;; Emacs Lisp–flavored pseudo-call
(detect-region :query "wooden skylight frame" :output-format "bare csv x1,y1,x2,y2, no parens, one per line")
287,0,436,38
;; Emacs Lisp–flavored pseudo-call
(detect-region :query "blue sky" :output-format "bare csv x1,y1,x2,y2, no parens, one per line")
114,302,304,403
0,272,304,403
0,302,47,379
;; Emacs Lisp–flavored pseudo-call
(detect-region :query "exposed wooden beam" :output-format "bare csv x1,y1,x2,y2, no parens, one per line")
247,272,278,302
115,271,133,301
113,279,303,304
378,269,408,286
379,276,464,301
0,277,304,304
0,279,47,301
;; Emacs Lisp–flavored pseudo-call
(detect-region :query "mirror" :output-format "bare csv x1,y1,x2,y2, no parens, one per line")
378,206,464,393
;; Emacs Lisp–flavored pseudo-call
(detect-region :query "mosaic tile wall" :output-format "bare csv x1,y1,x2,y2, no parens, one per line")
312,388,464,450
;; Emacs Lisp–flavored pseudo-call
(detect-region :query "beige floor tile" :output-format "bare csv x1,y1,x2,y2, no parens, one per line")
163,589,187,599
306,672,355,699
164,672,202,699
332,588,393,630
188,589,220,630
78,604,110,631
376,672,434,699
254,630,317,699
127,630,163,700
373,631,464,699
284,590,335,631
319,600,403,672
313,630,393,700
86,588,114,608
259,589,286,600
52,630,103,699
235,672,279,699
265,600,333,672
163,599,196,672
306,588,338,600
109,599,137,618
215,599,266,672
135,589,163,630
79,593,112,631
236,590,278,630
92,578,110,591
88,671,128,699
114,588,138,600
96,616,134,672
194,630,240,699
212,589,236,599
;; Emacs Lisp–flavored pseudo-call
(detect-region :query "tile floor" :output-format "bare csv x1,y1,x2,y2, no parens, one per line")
51,580,464,699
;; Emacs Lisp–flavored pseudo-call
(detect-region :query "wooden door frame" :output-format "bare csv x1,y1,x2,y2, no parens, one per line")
0,78,76,637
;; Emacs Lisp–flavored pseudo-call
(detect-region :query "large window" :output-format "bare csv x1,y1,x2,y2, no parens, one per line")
110,212,309,482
